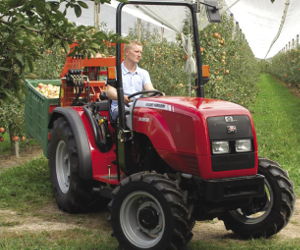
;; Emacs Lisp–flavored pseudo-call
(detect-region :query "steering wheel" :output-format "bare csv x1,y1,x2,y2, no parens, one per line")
127,90,164,100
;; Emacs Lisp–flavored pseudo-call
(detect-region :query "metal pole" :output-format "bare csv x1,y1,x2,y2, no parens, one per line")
94,2,101,30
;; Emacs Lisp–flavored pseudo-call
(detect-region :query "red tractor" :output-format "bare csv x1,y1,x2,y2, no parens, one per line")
46,1,294,249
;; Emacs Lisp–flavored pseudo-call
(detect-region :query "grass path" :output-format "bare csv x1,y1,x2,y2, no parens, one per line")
250,74,300,194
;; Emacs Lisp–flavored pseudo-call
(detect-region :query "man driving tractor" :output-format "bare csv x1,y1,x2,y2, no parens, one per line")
106,40,156,120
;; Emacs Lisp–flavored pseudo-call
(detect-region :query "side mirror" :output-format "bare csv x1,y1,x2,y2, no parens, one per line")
205,0,221,23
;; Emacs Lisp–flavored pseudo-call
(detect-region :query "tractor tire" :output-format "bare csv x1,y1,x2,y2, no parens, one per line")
109,172,193,250
220,157,295,238
48,117,102,213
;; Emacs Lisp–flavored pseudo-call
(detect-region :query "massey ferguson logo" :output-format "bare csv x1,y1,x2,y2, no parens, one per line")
225,116,236,122
227,125,237,134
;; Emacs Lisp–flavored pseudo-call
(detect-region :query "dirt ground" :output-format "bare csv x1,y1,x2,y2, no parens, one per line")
0,148,299,241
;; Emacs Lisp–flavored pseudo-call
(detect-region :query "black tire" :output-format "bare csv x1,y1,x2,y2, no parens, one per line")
109,172,193,250
48,117,103,213
220,157,295,238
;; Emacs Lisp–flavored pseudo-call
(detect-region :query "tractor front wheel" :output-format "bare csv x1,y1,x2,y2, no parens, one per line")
221,158,295,238
109,172,192,250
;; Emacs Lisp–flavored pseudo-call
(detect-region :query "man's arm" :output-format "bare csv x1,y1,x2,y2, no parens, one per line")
143,82,155,91
106,84,130,104
106,84,118,100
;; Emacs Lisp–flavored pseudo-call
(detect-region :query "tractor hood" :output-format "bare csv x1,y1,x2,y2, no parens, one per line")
133,96,258,179
134,96,252,118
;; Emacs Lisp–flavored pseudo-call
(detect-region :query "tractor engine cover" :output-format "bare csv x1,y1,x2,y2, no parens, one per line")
132,96,258,180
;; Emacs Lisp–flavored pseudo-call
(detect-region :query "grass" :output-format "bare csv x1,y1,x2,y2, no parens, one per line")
190,238,300,249
0,157,52,212
0,229,299,250
250,74,300,194
0,73,299,249
0,229,118,250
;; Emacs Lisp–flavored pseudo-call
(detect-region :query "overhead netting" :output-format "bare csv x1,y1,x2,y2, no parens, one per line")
223,0,300,59
65,0,300,59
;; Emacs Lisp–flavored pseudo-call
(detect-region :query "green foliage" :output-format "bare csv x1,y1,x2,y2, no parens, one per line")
0,94,24,139
26,44,66,79
0,0,122,145
128,14,258,106
266,48,300,86
141,37,188,96
200,15,259,107
0,0,120,99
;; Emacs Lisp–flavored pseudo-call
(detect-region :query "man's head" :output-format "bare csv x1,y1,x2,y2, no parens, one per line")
124,41,143,64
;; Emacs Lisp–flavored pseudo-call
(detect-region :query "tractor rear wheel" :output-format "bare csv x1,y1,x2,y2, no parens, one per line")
48,117,101,213
109,172,193,250
220,158,295,238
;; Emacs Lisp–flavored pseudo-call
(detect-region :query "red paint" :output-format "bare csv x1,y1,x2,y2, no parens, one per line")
70,107,119,184
68,96,258,184
133,97,258,180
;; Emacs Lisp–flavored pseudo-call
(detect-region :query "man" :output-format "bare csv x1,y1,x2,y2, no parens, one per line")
106,41,155,120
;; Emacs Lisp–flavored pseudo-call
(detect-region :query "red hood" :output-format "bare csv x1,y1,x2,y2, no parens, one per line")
141,96,251,118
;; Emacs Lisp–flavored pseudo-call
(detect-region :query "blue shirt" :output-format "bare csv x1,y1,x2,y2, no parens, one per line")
111,62,151,115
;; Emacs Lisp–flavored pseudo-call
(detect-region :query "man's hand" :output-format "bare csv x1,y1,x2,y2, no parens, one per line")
124,95,130,105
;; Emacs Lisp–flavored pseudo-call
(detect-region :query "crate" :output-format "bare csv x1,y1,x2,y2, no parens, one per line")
25,79,61,156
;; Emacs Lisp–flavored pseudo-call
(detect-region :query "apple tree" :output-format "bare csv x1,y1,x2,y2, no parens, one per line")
0,0,120,152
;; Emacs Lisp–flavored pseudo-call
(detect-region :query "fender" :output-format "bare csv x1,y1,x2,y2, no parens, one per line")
48,107,92,180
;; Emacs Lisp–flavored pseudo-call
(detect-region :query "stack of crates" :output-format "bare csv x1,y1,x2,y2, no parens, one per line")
25,79,61,156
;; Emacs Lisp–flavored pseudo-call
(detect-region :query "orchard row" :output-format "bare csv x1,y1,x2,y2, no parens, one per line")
266,47,300,87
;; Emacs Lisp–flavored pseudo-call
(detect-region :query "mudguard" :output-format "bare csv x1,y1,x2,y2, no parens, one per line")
48,107,92,180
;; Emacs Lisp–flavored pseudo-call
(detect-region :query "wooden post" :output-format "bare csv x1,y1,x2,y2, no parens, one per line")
14,141,20,158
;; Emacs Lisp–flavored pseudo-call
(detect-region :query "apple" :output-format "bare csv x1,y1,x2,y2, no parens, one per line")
21,136,26,141
12,136,19,142
213,32,220,39
0,136,4,142
0,127,5,133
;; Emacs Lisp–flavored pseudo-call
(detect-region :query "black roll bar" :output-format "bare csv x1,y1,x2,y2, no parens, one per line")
116,1,204,130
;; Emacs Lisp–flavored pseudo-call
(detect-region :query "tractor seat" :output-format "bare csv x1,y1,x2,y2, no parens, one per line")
94,100,110,111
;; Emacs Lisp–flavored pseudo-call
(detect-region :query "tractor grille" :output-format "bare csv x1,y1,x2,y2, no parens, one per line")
207,115,255,172
207,115,253,140
211,153,255,171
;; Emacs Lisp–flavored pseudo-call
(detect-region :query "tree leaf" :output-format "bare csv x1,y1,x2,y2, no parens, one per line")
77,1,88,8
7,0,25,9
74,5,82,17
15,53,25,67
27,58,34,72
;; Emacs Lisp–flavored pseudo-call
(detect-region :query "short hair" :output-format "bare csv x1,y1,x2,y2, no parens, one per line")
124,40,143,52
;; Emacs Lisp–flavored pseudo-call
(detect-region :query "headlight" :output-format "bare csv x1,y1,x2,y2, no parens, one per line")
235,139,252,152
212,141,230,154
